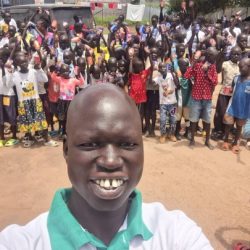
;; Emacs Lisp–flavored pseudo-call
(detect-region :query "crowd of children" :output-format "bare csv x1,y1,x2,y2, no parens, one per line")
0,1,250,153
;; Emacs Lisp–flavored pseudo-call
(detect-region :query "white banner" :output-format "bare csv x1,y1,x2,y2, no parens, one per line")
126,4,145,22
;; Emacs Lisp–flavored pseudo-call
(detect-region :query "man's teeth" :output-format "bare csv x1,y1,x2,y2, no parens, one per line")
95,179,124,189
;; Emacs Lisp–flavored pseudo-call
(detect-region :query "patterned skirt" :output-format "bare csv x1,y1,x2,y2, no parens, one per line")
17,98,48,133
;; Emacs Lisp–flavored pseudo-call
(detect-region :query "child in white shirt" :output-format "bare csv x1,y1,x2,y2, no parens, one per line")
153,62,177,143
5,53,58,147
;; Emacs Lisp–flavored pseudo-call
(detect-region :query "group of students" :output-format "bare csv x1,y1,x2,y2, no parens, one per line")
0,1,250,153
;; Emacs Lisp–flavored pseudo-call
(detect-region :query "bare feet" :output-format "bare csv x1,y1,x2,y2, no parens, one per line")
221,142,230,151
232,144,240,154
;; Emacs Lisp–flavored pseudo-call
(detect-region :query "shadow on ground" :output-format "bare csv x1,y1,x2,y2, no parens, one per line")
215,226,250,249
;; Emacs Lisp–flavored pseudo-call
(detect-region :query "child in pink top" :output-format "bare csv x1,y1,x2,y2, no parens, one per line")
47,66,60,134
57,64,84,138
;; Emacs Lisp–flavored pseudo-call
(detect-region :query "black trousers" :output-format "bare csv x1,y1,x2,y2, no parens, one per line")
213,94,231,133
145,90,159,132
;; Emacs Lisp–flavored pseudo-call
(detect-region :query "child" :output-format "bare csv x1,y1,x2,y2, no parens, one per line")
5,53,57,147
212,46,241,141
0,47,18,147
47,65,60,135
153,62,177,143
175,58,192,140
74,42,85,60
34,56,54,139
55,34,71,67
184,47,218,150
89,64,104,85
172,43,191,140
222,58,250,154
63,50,75,78
144,47,160,138
117,59,128,91
103,57,118,84
75,57,87,90
172,43,186,77
56,64,84,138
128,48,152,128
104,57,124,87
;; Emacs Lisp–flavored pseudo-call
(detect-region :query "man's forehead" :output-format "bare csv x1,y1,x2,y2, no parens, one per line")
77,94,132,116
67,87,141,138
68,85,137,121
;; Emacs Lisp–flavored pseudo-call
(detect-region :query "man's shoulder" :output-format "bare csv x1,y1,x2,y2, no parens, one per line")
141,202,214,249
142,202,193,229
0,212,51,250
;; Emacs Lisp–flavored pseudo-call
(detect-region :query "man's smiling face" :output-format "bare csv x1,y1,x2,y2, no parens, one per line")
64,85,143,211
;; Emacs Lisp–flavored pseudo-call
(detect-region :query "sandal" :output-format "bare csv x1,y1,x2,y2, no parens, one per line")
221,142,230,151
34,134,44,142
4,126,11,134
44,140,59,147
246,141,250,150
22,136,29,143
23,140,34,148
232,144,240,154
49,130,58,137
4,139,19,147
0,140,5,148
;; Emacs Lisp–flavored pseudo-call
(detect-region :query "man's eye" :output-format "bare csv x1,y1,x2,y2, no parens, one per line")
78,142,100,150
119,142,137,150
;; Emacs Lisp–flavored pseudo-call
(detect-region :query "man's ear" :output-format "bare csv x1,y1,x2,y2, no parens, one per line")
63,136,68,162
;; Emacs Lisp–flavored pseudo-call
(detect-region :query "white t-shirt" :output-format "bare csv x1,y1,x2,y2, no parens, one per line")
5,69,48,102
0,37,9,48
223,27,241,43
37,82,47,95
150,25,162,42
184,27,206,53
0,69,15,96
223,27,242,56
154,73,177,105
0,203,213,250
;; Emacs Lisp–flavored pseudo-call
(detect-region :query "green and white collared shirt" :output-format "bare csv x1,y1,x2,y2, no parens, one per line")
0,189,213,250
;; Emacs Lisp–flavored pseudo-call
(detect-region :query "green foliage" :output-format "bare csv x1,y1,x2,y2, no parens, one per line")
168,0,182,12
169,0,250,14
94,15,116,28
94,15,147,34
94,15,147,28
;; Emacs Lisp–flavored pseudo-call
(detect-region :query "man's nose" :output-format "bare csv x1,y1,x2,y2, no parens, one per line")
96,144,123,171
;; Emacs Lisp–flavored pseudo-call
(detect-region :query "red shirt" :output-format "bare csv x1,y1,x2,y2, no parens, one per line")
129,68,151,104
184,63,217,100
48,72,60,103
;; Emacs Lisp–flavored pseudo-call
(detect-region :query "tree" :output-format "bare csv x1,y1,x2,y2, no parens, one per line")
168,0,250,15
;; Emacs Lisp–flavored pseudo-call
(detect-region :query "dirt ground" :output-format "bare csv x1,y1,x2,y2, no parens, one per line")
0,86,250,250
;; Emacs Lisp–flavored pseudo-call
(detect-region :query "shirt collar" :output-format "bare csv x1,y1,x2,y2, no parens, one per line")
47,188,152,250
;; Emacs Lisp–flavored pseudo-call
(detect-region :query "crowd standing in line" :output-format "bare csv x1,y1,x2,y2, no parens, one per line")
0,1,250,153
